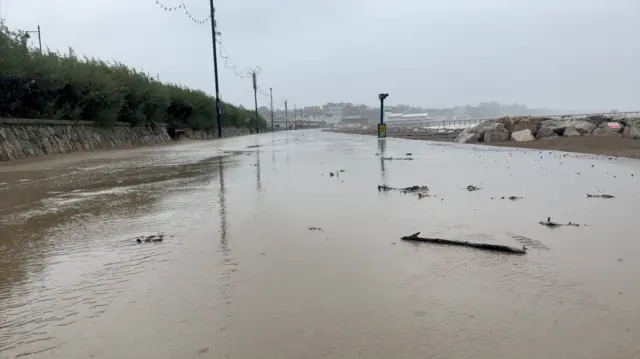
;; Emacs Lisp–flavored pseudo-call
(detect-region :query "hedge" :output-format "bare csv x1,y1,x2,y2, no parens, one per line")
0,20,266,130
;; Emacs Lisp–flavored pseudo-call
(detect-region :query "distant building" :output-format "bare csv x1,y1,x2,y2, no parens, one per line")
452,107,470,122
324,105,344,124
340,115,370,127
383,112,431,127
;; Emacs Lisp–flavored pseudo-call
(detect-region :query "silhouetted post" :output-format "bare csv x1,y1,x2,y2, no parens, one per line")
293,104,297,130
285,101,288,130
23,26,43,53
269,88,274,131
209,0,223,137
378,93,389,138
36,25,42,53
252,71,259,126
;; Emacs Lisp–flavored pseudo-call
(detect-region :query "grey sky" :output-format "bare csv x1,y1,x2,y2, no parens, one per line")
2,0,639,112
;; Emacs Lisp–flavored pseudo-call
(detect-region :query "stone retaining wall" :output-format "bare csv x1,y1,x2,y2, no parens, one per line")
0,118,253,162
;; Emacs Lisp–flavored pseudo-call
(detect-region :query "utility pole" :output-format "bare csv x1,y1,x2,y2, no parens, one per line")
252,71,259,127
285,101,288,130
293,104,297,130
208,0,223,137
269,88,274,132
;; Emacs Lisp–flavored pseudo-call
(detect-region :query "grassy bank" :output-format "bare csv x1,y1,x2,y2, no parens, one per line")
0,20,266,131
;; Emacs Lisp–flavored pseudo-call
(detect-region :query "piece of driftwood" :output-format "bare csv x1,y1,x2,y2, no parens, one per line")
401,232,526,254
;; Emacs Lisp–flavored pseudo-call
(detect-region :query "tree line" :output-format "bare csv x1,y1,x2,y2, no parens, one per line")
0,21,267,130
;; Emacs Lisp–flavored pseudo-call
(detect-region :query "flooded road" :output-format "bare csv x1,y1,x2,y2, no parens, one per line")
1,131,639,359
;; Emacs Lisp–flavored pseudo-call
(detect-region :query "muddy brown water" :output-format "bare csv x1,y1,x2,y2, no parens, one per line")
1,131,639,359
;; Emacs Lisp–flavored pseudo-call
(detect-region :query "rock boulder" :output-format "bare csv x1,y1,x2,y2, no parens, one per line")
563,127,581,137
623,119,640,139
511,129,535,142
592,121,624,137
455,120,503,143
535,127,556,140
483,123,510,142
511,117,544,136
454,129,478,144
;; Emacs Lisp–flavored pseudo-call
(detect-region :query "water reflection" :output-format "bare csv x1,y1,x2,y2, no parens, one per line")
255,148,262,192
217,157,228,245
378,139,387,183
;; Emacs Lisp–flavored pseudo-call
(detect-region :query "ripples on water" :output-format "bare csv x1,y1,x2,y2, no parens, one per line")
1,133,640,359
0,145,234,358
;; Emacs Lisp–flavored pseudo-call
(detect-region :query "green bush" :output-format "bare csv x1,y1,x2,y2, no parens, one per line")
0,20,266,130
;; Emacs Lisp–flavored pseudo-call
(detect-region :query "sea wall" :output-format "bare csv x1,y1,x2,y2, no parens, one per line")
0,118,252,162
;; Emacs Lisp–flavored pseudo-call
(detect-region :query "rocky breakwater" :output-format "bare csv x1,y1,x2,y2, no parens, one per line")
454,115,640,144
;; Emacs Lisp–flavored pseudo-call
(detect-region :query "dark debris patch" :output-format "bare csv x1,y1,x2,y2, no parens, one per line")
308,227,324,232
378,184,430,198
466,185,481,192
135,234,164,243
381,157,414,161
491,196,523,201
538,217,580,228
586,194,615,199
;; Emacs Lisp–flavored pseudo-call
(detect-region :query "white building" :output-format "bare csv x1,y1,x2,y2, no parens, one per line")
383,112,430,127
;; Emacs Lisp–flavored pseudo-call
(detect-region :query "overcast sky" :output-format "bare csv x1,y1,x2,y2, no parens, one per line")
2,0,639,112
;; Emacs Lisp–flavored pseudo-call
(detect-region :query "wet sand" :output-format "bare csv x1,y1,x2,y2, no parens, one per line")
487,136,640,159
1,131,640,359
330,128,640,159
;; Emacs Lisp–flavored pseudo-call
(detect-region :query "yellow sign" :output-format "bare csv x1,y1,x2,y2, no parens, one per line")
378,123,386,138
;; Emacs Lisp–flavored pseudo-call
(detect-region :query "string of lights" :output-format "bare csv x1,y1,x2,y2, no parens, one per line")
155,0,271,98
154,0,210,24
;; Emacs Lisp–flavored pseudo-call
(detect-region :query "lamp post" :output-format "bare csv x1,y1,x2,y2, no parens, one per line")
22,25,42,53
378,93,389,138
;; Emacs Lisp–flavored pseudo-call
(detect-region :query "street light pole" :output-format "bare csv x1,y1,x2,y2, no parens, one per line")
22,26,42,53
208,0,223,137
285,101,288,130
269,88,274,131
252,71,259,127
36,25,42,53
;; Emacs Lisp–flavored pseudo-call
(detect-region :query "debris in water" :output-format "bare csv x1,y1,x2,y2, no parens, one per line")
405,153,413,156
377,184,430,197
586,194,615,199
539,217,580,228
466,185,481,191
308,227,324,232
135,234,164,243
401,232,526,254
491,196,523,201
329,172,335,177
381,157,414,161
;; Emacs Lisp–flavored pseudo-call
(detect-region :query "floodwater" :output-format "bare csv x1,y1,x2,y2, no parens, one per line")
1,131,639,359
